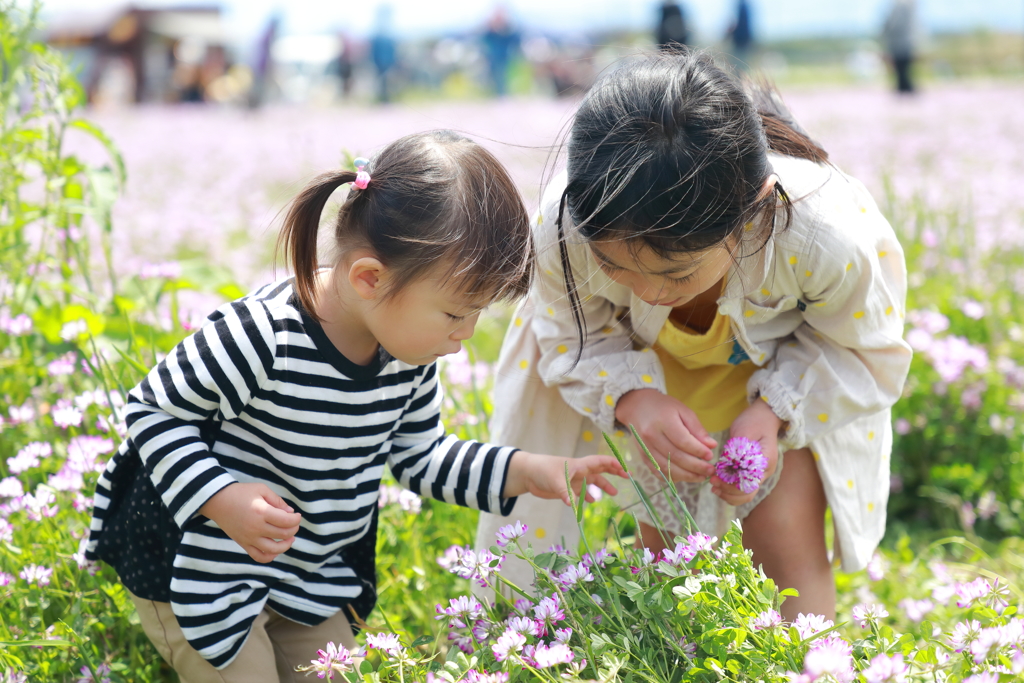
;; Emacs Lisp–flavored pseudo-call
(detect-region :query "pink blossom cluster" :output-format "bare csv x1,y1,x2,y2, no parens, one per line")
376,485,422,514
305,642,357,680
437,544,504,587
715,437,767,494
948,617,1024,669
0,311,33,336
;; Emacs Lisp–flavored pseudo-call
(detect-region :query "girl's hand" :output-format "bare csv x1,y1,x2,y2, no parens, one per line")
711,399,783,506
504,452,627,506
615,388,717,482
199,483,303,564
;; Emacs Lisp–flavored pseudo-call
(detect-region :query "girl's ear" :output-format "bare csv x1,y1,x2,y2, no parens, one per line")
348,256,388,301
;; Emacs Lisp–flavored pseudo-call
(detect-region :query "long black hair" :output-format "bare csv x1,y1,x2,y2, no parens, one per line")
556,50,829,360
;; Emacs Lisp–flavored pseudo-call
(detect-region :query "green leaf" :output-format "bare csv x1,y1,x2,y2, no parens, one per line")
70,118,127,188
0,639,73,648
112,344,151,375
410,635,433,648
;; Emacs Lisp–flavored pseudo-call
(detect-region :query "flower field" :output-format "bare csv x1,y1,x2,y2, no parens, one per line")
5,4,1024,681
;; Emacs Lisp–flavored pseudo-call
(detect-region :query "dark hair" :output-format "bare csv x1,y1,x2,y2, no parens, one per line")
557,50,829,357
277,130,533,321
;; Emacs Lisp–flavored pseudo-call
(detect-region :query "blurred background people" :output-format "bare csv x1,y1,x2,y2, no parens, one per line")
481,6,521,96
726,0,754,67
248,14,278,108
370,6,398,103
655,1,690,52
882,0,919,94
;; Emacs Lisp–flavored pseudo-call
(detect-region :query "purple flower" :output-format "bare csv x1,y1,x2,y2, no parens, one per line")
685,533,715,554
76,663,112,683
894,418,911,435
532,642,574,668
866,552,886,581
803,635,854,682
949,619,982,652
7,403,35,424
532,593,565,628
851,603,889,628
504,616,538,636
976,491,998,519
47,353,77,376
495,521,527,547
19,564,52,586
926,335,989,382
898,597,933,622
750,609,782,630
715,437,767,494
961,299,985,319
956,577,991,608
448,632,475,654
491,629,526,662
907,310,950,334
51,400,83,429
309,642,355,679
0,521,12,544
793,613,834,640
557,562,594,588
462,671,509,683
0,571,14,586
365,632,403,657
435,595,484,629
8,442,51,474
861,653,908,683
0,312,33,336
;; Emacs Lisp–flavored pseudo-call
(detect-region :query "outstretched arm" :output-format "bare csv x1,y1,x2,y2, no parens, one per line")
503,451,627,506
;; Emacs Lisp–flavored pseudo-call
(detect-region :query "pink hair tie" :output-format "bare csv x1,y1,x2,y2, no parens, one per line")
353,157,371,189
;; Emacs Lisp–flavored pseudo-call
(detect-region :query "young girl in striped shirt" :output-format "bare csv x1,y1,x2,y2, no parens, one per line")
85,130,624,682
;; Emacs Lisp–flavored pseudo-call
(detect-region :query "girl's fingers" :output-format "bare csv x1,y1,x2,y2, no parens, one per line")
662,421,714,462
679,410,717,450
265,506,302,529
588,474,618,496
253,535,294,557
259,486,294,513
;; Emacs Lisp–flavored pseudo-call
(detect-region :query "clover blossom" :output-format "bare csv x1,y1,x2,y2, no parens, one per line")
448,632,474,654
898,597,933,622
491,629,526,662
793,613,835,640
557,562,593,588
75,663,112,683
852,603,889,628
19,564,52,586
802,635,854,682
685,533,715,554
472,619,500,643
554,627,572,643
962,674,999,683
660,542,694,568
366,632,403,657
0,477,23,499
51,399,83,429
8,442,51,475
861,653,908,683
305,641,355,679
533,593,565,631
435,595,484,629
956,577,992,608
715,437,767,494
751,609,782,630
949,619,983,652
495,521,527,547
447,548,504,587
581,549,613,568
0,571,12,586
866,552,887,581
532,642,574,668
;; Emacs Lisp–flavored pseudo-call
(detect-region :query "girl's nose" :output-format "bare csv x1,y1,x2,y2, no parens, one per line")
450,315,479,341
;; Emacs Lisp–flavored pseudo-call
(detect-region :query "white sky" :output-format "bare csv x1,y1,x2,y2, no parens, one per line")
33,0,1024,46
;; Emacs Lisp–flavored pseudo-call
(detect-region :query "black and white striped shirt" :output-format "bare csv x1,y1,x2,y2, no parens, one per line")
85,278,518,669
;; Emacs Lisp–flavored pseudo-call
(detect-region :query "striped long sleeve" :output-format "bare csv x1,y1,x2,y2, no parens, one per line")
85,279,519,669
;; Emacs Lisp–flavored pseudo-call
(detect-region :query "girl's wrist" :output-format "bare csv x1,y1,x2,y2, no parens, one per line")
752,394,787,436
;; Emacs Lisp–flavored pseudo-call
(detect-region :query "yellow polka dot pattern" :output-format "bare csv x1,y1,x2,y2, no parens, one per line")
761,288,771,297
744,309,755,318
515,317,523,327
605,394,615,406
854,311,865,319
582,430,594,442
805,270,813,277
598,370,608,378
789,256,798,265
519,359,529,369
867,502,875,512
642,374,652,383
818,413,829,422
846,263,853,271
535,528,546,539
546,307,554,316
885,306,894,315
557,344,568,354
847,479,855,489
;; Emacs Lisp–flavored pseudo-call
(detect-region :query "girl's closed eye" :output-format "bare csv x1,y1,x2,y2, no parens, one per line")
668,271,696,284
445,313,468,323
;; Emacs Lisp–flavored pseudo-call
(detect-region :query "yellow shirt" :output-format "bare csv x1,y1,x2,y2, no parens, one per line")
654,308,756,434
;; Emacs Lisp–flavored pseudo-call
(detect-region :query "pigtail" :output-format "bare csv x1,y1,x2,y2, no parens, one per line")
276,170,358,322
745,79,829,164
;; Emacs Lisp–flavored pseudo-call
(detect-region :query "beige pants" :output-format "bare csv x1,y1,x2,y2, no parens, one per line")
129,591,358,683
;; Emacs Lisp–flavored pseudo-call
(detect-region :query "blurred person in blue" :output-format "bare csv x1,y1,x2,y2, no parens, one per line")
726,0,753,66
882,0,918,94
656,1,691,52
481,6,521,96
370,6,398,103
248,14,279,109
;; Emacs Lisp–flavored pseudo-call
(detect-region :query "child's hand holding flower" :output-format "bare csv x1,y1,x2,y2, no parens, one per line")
712,398,783,505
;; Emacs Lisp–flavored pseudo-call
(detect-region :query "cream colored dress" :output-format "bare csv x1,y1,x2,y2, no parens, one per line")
477,153,911,590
